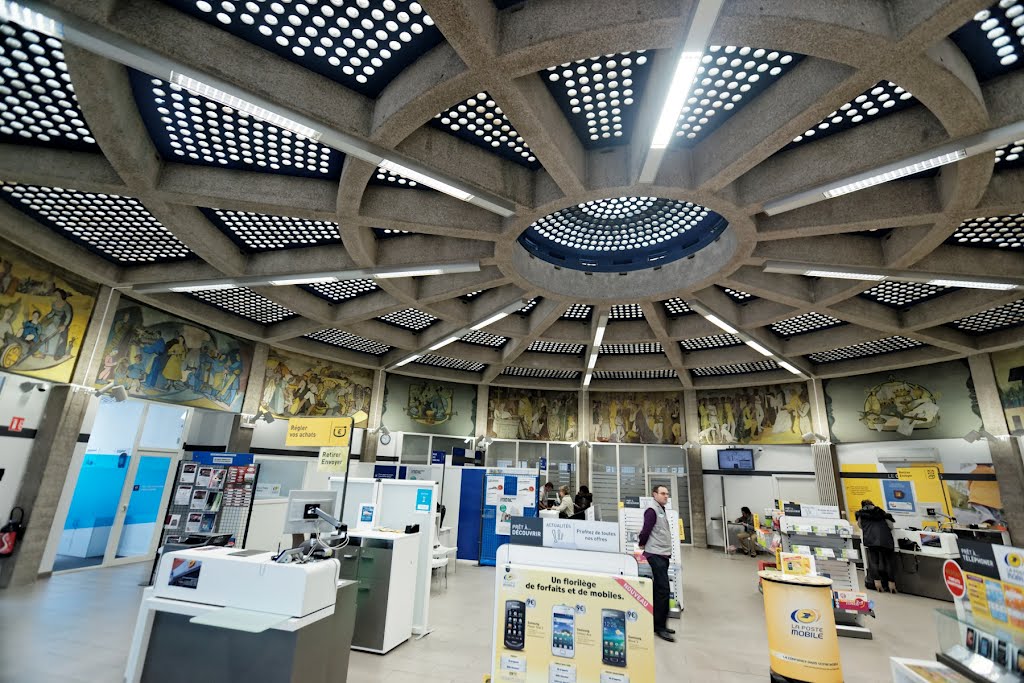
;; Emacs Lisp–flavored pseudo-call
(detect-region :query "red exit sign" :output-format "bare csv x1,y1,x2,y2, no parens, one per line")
8,417,25,432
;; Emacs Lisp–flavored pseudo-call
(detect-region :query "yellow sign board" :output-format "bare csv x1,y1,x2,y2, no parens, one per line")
285,416,353,447
317,446,349,474
762,573,843,682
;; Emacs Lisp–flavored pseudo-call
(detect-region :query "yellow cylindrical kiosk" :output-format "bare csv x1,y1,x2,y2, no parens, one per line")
759,570,843,683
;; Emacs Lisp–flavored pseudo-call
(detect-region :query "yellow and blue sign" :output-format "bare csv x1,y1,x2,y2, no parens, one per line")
285,416,353,447
761,572,843,682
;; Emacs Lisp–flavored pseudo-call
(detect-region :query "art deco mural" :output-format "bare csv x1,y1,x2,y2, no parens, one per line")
696,383,810,445
824,360,981,442
487,386,578,441
382,374,476,436
260,348,373,426
990,347,1024,435
96,298,252,412
589,391,681,444
0,250,96,382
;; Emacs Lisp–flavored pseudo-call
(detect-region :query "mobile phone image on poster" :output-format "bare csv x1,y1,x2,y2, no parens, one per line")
173,485,193,506
164,513,181,530
199,513,216,533
179,463,197,483
190,489,208,510
185,512,202,532
195,467,212,488
208,468,227,489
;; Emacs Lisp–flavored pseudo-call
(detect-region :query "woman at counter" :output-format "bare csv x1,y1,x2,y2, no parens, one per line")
856,499,898,594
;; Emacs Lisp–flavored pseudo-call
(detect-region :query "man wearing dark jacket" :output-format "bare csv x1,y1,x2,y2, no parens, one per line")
855,499,897,593
638,484,675,642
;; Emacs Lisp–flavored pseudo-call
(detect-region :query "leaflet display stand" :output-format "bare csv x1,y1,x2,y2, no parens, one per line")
619,503,684,616
780,515,873,640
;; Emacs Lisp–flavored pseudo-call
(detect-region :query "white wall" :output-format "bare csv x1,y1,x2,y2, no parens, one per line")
185,409,234,447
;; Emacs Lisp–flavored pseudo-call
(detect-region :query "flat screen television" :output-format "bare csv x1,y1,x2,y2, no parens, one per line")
718,448,755,471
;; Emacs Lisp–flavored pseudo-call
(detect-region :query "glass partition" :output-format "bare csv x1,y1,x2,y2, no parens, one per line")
517,441,546,468
487,440,517,468
547,443,577,493
591,444,619,522
400,433,430,464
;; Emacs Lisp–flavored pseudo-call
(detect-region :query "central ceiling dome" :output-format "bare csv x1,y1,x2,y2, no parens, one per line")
518,196,728,272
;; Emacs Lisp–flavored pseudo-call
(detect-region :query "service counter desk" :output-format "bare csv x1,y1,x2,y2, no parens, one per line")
888,530,959,603
125,547,356,683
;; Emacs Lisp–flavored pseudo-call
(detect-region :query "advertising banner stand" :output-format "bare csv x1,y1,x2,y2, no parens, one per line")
759,571,844,683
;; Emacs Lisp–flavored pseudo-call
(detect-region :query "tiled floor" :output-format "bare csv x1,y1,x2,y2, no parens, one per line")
0,547,944,682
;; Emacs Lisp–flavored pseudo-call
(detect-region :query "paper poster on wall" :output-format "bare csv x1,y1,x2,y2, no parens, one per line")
516,476,537,507
486,475,504,506
416,488,433,512
492,564,655,683
406,466,434,481
882,479,916,513
496,496,520,535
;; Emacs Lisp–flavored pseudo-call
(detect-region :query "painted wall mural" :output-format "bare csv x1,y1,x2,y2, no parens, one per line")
96,299,252,412
990,347,1024,435
696,383,810,445
589,391,681,444
0,251,96,382
260,349,373,426
824,360,981,442
382,374,476,436
486,386,578,441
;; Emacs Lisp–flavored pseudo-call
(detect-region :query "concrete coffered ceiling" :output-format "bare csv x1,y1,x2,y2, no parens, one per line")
0,0,1022,393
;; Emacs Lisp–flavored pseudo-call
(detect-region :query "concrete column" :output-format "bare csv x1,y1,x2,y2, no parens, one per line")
807,379,842,509
682,389,707,548
0,387,91,588
577,390,589,489
71,285,120,386
226,342,268,454
968,354,1024,545
807,379,829,440
476,383,489,438
362,368,387,462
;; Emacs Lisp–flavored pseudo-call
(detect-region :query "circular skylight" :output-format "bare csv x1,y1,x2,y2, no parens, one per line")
519,196,728,272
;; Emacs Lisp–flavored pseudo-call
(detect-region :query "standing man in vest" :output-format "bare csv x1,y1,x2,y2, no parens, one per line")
637,484,675,642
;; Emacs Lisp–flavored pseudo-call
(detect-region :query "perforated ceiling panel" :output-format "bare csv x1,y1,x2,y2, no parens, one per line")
678,334,742,350
993,138,1024,171
163,0,444,96
947,214,1024,249
948,299,1024,334
691,360,780,376
306,328,391,355
609,303,644,320
368,166,425,189
561,304,592,320
672,46,802,147
201,208,342,252
131,71,343,178
373,227,410,238
502,367,580,379
1,183,192,263
459,289,485,301
431,92,537,168
807,336,924,363
460,329,508,347
859,281,952,308
662,298,692,316
378,307,437,331
542,50,652,148
305,279,379,302
594,369,677,380
0,21,97,151
189,287,296,323
527,341,585,354
415,354,485,372
787,81,916,148
518,297,540,315
599,342,663,354
951,2,1024,81
770,312,845,337
719,286,755,302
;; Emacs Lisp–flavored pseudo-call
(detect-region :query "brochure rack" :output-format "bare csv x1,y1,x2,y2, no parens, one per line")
780,515,873,639
619,505,685,616
159,454,260,548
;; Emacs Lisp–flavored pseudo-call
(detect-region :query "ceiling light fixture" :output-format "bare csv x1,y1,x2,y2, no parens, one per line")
763,120,1024,215
266,275,339,286
377,160,473,202
582,313,609,387
763,261,1021,291
428,337,460,352
778,361,803,376
582,372,593,387
0,1,63,37
167,282,237,293
745,340,773,357
703,313,738,335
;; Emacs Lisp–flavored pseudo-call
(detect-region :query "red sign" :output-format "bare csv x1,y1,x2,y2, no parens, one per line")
8,417,24,433
943,559,966,599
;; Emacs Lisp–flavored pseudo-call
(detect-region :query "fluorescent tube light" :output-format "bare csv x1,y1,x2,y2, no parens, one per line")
802,269,887,281
593,324,606,348
650,51,703,149
778,361,803,375
822,150,966,198
587,353,598,369
582,372,593,387
1,1,63,37
925,279,1017,291
428,337,459,351
267,275,339,286
703,313,737,335
471,311,510,331
745,340,773,357
169,283,236,293
170,72,323,141
378,160,474,202
374,262,480,279
393,354,421,368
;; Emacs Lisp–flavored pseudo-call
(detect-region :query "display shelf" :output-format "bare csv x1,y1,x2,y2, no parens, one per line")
892,657,973,683
933,608,1023,683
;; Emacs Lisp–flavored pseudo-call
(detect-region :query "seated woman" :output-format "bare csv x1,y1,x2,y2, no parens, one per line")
554,485,577,518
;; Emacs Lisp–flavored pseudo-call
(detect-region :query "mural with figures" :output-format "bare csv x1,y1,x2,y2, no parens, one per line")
696,383,810,445
96,299,252,412
990,347,1024,435
589,391,681,444
382,374,476,436
487,386,578,441
260,349,373,426
0,251,96,382
823,360,981,442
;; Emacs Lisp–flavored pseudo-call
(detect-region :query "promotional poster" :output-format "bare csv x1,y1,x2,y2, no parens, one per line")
761,574,843,683
493,565,655,683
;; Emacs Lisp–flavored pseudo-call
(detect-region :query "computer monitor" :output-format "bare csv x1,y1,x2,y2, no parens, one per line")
718,448,755,471
283,489,342,535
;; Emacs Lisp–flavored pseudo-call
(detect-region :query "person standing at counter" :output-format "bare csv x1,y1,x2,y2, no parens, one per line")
638,484,675,642
856,499,898,594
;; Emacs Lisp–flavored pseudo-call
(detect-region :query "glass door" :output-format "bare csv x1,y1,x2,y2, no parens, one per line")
55,453,134,571
109,453,176,564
